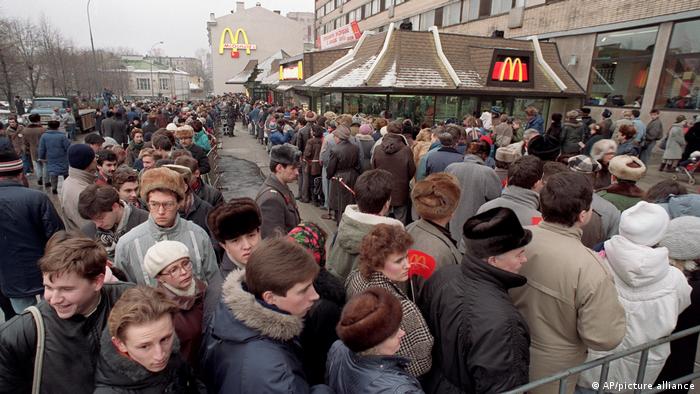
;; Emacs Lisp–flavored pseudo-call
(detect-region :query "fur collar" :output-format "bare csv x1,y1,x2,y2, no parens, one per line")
604,182,645,198
221,270,304,341
343,205,405,227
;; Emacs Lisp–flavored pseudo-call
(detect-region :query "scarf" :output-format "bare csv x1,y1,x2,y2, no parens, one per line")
162,279,197,297
96,202,131,258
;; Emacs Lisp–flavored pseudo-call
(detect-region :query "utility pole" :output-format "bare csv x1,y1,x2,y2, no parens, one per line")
87,0,100,102
148,41,164,100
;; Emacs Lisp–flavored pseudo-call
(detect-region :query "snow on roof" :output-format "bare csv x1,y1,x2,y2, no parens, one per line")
378,61,397,87
329,56,377,88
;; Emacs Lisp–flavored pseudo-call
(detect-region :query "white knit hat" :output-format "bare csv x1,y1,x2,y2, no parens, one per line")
143,240,190,278
166,123,178,131
659,216,700,261
619,201,670,247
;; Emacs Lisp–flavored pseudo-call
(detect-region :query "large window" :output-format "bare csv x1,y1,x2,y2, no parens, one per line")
491,0,514,15
656,19,700,110
434,96,478,123
587,26,658,107
343,94,387,115
419,10,435,30
513,98,549,121
322,93,342,114
136,78,150,91
462,0,479,22
390,95,435,126
442,2,461,26
160,78,169,90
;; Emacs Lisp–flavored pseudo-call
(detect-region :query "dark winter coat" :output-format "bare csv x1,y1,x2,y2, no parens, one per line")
93,329,204,394
356,134,375,173
326,340,424,394
425,146,463,176
38,129,70,176
194,180,224,207
304,137,323,176
300,269,346,385
255,174,301,238
545,122,562,141
372,133,416,207
296,124,312,154
81,204,149,260
682,123,700,161
0,283,132,393
0,180,64,298
187,144,211,175
560,121,585,154
419,254,530,394
597,182,645,212
327,140,360,214
103,117,128,145
200,270,331,393
181,194,213,235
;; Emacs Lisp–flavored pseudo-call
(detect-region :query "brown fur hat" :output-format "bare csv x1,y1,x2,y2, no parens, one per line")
412,173,461,221
207,198,262,243
140,167,186,201
336,287,402,353
162,164,193,186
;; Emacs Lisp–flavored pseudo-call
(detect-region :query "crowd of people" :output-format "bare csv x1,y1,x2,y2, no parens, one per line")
0,93,699,394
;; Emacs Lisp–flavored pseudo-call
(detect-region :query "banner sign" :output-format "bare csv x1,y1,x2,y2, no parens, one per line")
219,28,257,59
280,61,304,81
487,50,534,87
320,21,361,50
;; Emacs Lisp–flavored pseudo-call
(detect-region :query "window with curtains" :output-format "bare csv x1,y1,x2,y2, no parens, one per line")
656,19,700,110
587,26,658,107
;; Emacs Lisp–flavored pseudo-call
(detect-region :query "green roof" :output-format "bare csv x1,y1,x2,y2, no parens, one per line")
121,58,170,71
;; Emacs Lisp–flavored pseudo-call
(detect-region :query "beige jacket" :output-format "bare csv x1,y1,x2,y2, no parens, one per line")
510,222,626,394
60,167,96,233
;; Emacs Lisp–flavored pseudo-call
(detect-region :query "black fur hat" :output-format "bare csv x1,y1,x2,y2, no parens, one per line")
208,198,262,243
463,207,532,259
270,143,301,166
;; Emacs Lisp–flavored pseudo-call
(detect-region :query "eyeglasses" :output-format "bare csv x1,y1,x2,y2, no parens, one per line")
148,201,178,211
160,259,192,278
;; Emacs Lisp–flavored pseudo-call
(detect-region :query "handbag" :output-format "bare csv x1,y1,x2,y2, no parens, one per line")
659,136,668,150
25,306,45,394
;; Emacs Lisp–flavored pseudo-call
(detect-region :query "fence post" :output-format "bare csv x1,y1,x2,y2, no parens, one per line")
597,360,610,394
633,349,650,394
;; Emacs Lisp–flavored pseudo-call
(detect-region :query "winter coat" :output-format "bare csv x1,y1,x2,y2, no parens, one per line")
372,134,416,207
645,118,664,142
0,283,132,393
102,117,128,145
326,341,424,394
301,269,346,385
658,194,700,219
663,122,687,160
445,155,502,248
415,142,441,181
93,330,204,394
194,181,224,207
180,194,212,236
406,219,462,296
200,270,331,394
510,222,626,394
355,134,375,173
296,124,312,154
4,125,25,156
494,122,514,147
600,118,614,139
578,236,691,392
425,147,463,176
597,182,645,212
327,140,360,214
22,124,46,162
526,114,545,134
545,122,562,141
591,193,620,241
114,215,221,286
270,129,291,146
60,167,97,233
304,137,323,176
255,174,300,239
81,203,149,260
194,130,211,152
682,122,700,160
38,129,70,176
0,180,64,298
560,121,585,154
346,271,434,377
477,185,541,227
327,205,405,281
125,141,144,167
616,139,641,157
187,143,211,175
419,254,530,394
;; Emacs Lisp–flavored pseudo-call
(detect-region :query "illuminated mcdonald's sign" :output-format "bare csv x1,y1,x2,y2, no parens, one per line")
218,28,257,59
488,50,533,87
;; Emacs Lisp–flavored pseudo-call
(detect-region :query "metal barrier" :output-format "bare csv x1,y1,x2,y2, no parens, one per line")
503,325,700,394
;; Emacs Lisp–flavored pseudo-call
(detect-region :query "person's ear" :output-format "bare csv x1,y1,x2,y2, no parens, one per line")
92,272,106,292
111,336,128,355
262,290,276,306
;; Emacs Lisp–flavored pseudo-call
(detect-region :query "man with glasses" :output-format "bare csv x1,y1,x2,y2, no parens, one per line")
114,167,221,286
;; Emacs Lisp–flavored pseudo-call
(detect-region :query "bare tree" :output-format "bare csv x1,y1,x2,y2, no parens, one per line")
0,18,22,108
5,18,44,98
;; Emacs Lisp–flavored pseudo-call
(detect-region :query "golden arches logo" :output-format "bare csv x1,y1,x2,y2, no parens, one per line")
496,57,526,82
218,28,256,57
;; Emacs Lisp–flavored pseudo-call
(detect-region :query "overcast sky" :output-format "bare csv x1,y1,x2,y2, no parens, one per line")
0,0,313,58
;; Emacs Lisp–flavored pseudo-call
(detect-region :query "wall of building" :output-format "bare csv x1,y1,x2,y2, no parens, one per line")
207,5,306,95
127,70,190,100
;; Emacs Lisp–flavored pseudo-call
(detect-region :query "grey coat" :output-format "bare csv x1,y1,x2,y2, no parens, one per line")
477,186,541,227
663,122,687,160
255,174,301,238
101,117,128,145
406,219,462,296
591,193,620,240
645,118,664,142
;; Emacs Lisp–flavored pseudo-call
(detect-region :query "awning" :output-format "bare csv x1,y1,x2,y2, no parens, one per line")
275,85,295,92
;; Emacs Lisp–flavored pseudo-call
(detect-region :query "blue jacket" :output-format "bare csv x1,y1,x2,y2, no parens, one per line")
0,180,64,297
38,129,70,176
526,115,545,134
326,341,424,394
200,270,331,394
425,147,464,176
269,129,291,146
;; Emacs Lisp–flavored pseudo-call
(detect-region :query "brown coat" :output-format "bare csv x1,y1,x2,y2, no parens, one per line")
327,140,360,214
510,222,626,394
21,124,45,162
159,279,207,368
303,137,322,176
372,133,416,207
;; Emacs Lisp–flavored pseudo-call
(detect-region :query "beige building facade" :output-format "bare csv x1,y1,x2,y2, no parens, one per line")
315,0,700,125
207,2,307,94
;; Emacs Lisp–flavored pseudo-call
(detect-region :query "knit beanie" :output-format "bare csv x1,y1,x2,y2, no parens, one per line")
68,144,96,170
619,201,670,246
288,222,327,266
336,288,402,353
143,240,190,279
0,149,23,176
359,124,373,135
334,125,350,141
659,216,700,261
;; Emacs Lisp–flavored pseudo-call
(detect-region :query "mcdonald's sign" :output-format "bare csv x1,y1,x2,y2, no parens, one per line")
218,28,257,59
487,50,534,87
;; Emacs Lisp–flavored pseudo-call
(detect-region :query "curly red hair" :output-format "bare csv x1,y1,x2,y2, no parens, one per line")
359,224,413,279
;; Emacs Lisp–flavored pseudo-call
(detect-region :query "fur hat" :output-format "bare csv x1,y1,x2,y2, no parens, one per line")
590,139,617,161
412,173,461,221
174,125,194,139
527,135,560,161
208,198,262,243
143,240,190,279
660,216,700,261
140,167,187,201
334,125,351,141
619,201,669,247
68,144,96,170
608,155,646,181
304,111,318,122
336,287,402,353
495,144,522,163
270,143,301,166
567,155,601,174
166,123,178,131
463,207,532,259
162,164,193,186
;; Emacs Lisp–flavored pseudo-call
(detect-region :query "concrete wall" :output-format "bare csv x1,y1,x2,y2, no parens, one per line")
208,6,306,95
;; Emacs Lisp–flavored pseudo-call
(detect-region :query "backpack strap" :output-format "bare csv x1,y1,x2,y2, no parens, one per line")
25,306,45,394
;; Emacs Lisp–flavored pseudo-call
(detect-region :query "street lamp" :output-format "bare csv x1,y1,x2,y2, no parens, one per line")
148,41,164,99
87,0,99,101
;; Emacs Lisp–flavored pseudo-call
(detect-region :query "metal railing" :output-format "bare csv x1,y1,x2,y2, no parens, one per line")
503,325,700,394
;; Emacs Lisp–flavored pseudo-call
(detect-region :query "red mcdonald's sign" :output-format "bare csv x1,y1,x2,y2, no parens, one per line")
491,57,529,82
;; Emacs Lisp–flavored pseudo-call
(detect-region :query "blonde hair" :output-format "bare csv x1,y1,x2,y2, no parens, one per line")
108,286,177,341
